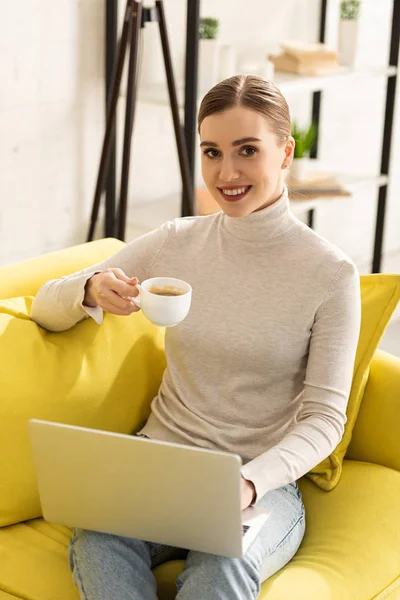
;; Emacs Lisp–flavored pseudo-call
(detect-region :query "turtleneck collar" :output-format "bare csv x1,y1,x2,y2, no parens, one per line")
222,186,295,242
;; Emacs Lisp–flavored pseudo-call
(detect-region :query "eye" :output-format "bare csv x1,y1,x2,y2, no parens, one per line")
239,146,257,157
203,148,221,159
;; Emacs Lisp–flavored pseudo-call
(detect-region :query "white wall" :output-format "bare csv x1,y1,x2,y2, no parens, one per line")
1,0,399,278
0,0,106,263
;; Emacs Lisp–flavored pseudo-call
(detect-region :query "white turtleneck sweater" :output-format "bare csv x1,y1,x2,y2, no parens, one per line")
31,189,361,500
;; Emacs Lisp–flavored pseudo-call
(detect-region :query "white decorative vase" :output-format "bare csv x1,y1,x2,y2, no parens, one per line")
338,19,359,67
199,39,220,92
289,158,308,182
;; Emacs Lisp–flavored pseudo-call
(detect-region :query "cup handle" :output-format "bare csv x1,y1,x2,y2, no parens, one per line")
130,283,142,308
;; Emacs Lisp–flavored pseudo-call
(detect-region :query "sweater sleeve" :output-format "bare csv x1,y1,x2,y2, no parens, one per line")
30,221,174,332
241,259,361,500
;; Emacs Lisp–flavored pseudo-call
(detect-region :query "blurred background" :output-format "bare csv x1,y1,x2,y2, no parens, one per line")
0,0,399,350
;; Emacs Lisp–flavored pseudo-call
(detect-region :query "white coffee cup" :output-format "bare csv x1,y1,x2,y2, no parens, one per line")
131,277,192,327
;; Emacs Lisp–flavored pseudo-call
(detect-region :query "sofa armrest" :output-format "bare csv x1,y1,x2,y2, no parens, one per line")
346,349,400,471
0,238,125,300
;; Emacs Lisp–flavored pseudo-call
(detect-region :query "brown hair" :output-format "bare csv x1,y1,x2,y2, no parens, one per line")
198,75,291,145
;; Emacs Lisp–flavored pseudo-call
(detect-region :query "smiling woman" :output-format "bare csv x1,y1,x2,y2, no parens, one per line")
31,73,361,600
198,75,295,217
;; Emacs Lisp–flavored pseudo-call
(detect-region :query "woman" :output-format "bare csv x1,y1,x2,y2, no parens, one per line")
31,75,361,599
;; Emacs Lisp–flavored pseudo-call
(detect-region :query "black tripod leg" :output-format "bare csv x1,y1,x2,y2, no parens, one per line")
117,1,142,241
87,0,134,242
156,0,193,217
183,0,200,217
105,0,118,239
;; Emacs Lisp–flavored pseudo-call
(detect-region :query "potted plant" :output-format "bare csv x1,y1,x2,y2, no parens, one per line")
338,0,361,67
289,121,317,181
199,17,220,92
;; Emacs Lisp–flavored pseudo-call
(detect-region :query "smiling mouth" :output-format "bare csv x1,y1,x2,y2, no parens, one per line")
217,185,252,202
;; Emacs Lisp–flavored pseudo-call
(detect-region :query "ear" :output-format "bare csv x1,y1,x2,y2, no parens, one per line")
281,136,295,170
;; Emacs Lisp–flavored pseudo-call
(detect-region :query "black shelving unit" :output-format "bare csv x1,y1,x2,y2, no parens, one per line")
104,0,399,272
311,0,399,273
307,0,328,230
372,0,399,272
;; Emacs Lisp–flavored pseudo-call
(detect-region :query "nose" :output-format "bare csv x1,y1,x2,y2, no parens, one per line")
219,157,241,182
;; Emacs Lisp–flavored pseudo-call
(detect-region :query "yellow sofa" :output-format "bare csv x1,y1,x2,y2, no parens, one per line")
0,238,400,600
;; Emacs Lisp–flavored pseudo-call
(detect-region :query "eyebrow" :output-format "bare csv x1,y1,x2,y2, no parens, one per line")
199,137,262,148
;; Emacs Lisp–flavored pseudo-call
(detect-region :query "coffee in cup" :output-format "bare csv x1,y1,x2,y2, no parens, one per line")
131,277,192,327
148,285,186,297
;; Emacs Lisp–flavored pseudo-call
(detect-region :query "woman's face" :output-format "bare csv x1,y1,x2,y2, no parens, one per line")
200,106,294,217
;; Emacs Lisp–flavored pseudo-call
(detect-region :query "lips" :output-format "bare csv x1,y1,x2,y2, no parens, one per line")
217,185,252,202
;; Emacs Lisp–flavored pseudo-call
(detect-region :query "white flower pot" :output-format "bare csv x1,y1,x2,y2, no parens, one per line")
338,19,359,67
199,39,220,92
289,158,308,182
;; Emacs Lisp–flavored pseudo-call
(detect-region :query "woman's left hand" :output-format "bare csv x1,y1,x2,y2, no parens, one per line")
241,476,256,510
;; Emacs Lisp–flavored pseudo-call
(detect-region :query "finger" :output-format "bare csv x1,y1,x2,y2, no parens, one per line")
100,270,140,298
110,269,138,285
101,298,140,316
129,303,141,313
101,302,130,316
111,279,140,298
99,289,137,312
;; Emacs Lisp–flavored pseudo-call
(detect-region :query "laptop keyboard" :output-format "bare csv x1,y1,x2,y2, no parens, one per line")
242,525,250,537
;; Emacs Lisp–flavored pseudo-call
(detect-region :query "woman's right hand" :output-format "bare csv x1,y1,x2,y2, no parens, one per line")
83,268,141,316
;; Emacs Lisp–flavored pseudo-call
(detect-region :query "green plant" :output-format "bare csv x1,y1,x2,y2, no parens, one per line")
199,17,219,40
292,121,317,159
340,0,361,19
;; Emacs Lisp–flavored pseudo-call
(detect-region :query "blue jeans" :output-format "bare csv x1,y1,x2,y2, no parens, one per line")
68,482,305,599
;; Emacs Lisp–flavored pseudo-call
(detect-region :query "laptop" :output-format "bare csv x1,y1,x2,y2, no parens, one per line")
28,419,270,558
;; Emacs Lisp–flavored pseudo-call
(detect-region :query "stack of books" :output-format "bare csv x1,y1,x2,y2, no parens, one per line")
269,41,339,76
286,172,351,200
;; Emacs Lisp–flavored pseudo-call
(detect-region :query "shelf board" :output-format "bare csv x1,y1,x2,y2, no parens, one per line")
288,172,389,212
137,65,397,107
289,171,388,193
273,65,397,94
337,172,389,187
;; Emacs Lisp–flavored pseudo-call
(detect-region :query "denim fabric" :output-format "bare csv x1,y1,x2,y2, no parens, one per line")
69,482,305,599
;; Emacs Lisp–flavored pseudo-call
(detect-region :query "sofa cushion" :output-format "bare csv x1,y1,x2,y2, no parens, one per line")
0,520,77,600
308,274,400,491
347,350,400,472
262,461,400,599
0,298,166,527
156,461,400,599
0,238,125,300
1,461,399,600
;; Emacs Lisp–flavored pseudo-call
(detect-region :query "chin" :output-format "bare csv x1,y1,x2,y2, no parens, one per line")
219,197,261,217
211,191,259,217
